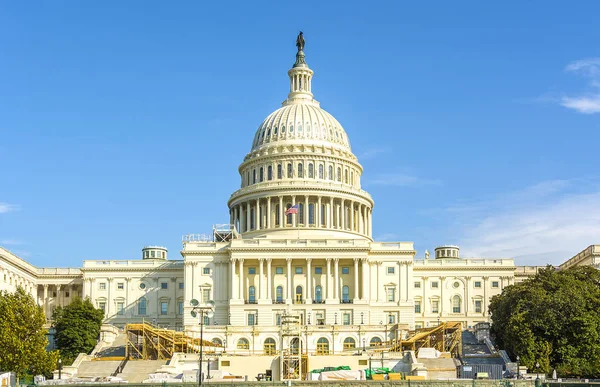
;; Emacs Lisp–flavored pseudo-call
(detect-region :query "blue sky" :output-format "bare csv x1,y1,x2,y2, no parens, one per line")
1,1,599,267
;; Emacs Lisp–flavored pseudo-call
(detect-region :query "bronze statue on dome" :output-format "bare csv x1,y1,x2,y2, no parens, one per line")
296,31,305,52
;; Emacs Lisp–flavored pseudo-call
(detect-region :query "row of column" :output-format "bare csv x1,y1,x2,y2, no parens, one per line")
230,196,372,236
1,267,36,294
230,258,372,303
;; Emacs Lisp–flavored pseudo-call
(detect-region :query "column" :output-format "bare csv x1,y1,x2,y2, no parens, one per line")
266,258,272,300
43,284,49,319
229,208,234,226
306,258,312,302
259,258,265,300
440,276,446,316
357,204,362,233
291,196,297,227
56,285,62,308
192,263,198,300
422,277,428,316
465,277,470,314
317,196,322,227
334,258,340,300
329,198,333,228
255,199,260,230
326,258,332,300
376,262,381,301
266,197,271,229
405,262,410,302
238,259,245,300
230,259,237,300
278,196,284,228
239,205,244,232
340,200,345,230
304,195,309,227
107,278,113,316
286,258,293,302
350,201,354,231
398,262,404,303
125,277,131,316
368,208,373,237
353,258,359,302
361,258,369,301
483,276,488,316
246,202,251,232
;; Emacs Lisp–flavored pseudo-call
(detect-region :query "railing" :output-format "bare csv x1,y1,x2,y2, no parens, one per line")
245,300,258,304
341,299,353,304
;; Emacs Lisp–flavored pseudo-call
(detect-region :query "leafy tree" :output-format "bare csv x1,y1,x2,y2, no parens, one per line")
0,287,58,380
490,266,600,378
53,297,104,364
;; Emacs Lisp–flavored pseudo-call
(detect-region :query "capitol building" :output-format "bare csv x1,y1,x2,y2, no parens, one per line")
0,37,598,359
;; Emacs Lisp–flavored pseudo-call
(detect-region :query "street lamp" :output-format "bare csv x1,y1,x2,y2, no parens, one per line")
361,312,364,324
190,298,215,387
362,338,366,352
536,362,540,381
516,356,520,379
57,358,62,380
334,312,338,325
308,312,311,325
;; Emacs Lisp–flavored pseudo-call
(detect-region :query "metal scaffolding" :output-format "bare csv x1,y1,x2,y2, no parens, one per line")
391,321,463,357
280,313,307,381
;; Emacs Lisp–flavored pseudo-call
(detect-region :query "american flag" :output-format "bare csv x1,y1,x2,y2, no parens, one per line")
285,204,299,215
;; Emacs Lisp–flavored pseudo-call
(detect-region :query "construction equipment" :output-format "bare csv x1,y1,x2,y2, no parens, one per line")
125,322,218,360
391,322,462,357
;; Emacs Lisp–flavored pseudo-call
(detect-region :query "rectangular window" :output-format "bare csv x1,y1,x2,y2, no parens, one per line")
138,299,146,315
161,282,168,290
161,302,168,315
387,267,395,274
414,282,421,288
99,302,106,313
117,282,124,290
275,314,282,326
475,300,482,313
315,267,322,274
295,267,303,274
179,282,184,290
432,301,439,313
431,281,439,288
342,267,349,274
275,267,284,275
474,281,482,288
99,282,106,290
248,267,256,275
203,268,211,275
343,313,351,326
414,301,421,313
117,302,124,315
247,314,256,326
388,314,396,324
492,281,499,288
387,288,395,302
178,301,184,315
202,289,210,303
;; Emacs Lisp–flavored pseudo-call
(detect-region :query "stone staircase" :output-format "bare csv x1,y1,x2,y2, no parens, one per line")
75,360,122,379
116,360,168,383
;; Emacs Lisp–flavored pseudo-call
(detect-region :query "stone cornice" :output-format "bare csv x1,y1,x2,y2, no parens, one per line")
413,266,515,272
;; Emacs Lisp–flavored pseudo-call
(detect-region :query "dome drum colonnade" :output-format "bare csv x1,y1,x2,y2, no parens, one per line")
228,42,373,240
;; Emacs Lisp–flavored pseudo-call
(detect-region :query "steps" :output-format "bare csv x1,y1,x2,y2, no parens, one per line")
75,360,122,379
116,360,168,383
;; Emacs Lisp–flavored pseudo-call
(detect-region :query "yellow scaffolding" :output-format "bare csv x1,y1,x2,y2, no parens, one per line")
125,322,218,360
390,322,462,357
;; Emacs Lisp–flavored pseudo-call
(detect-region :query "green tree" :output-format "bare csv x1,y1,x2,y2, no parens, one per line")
490,266,600,378
53,297,104,364
0,287,58,379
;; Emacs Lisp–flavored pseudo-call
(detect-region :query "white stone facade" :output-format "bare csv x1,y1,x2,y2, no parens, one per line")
0,39,597,357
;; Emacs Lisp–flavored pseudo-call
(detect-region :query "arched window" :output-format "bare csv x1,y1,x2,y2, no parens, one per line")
275,204,280,226
276,286,284,303
316,338,329,355
370,337,382,347
328,166,333,180
253,169,256,184
343,337,356,350
344,169,348,184
337,167,341,182
321,204,326,226
308,203,315,225
342,285,350,303
318,164,324,179
277,164,282,179
267,166,273,181
298,163,304,178
138,297,147,315
315,285,322,303
249,286,256,303
286,204,292,225
308,163,314,178
259,167,264,182
452,295,461,313
291,338,301,355
246,172,250,186
237,338,249,350
274,126,278,135
298,203,304,224
212,338,223,347
264,338,277,355
295,285,303,303
287,163,293,178
351,171,354,185
250,209,255,230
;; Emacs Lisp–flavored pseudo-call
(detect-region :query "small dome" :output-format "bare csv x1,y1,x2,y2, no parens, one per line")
250,103,351,152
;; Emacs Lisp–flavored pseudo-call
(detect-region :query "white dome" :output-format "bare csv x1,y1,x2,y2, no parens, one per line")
251,103,351,152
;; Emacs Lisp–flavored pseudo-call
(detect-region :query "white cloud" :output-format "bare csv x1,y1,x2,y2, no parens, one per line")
0,203,19,214
0,239,22,246
560,58,600,114
368,173,441,187
357,147,389,160
450,179,600,265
